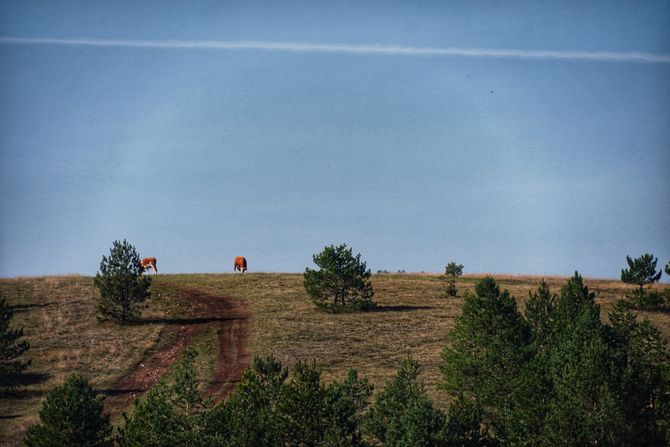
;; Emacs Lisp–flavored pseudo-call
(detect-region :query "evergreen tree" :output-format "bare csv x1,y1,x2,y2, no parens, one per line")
608,302,670,444
441,273,670,445
304,244,375,312
204,355,287,446
621,253,662,305
0,295,30,389
323,369,373,446
94,239,151,323
441,277,531,442
121,348,208,447
24,375,112,447
524,280,555,349
205,355,372,447
367,358,449,446
279,361,372,446
443,262,464,297
443,395,488,447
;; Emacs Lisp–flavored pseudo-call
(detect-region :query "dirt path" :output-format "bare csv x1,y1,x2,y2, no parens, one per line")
104,285,252,419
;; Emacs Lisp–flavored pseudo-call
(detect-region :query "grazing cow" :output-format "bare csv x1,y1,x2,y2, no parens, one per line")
233,256,247,273
141,257,158,274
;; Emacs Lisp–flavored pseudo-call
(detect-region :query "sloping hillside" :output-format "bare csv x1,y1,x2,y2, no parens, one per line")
1,273,668,445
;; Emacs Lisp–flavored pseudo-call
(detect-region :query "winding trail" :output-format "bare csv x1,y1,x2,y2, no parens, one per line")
104,285,252,418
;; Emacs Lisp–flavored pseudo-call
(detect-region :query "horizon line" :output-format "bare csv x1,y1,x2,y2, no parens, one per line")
2,36,670,63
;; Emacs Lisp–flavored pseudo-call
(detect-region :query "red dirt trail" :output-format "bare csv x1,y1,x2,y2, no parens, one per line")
104,285,252,419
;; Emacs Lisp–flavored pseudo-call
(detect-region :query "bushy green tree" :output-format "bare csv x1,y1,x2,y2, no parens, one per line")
204,355,372,447
94,239,151,323
542,274,626,445
441,277,531,442
280,361,372,446
121,348,209,447
441,273,670,446
608,302,670,444
322,369,374,446
443,262,464,297
304,244,375,312
443,395,488,447
205,355,286,446
621,253,662,306
24,375,112,447
367,358,448,446
0,295,30,389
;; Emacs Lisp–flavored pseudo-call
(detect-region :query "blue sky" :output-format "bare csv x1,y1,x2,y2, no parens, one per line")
1,1,669,278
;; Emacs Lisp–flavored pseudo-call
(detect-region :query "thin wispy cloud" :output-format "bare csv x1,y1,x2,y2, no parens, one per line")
2,36,669,63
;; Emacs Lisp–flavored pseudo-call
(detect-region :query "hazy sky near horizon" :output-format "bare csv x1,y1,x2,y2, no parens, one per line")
1,1,669,279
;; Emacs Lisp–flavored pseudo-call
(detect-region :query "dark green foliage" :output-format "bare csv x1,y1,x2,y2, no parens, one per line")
441,277,531,442
121,348,209,447
24,375,112,447
443,395,488,447
204,356,287,446
621,253,663,307
665,261,670,277
524,280,555,345
367,358,449,446
441,273,670,446
444,262,464,297
609,303,670,444
204,355,372,446
304,244,375,312
280,361,372,446
323,368,374,446
94,239,151,323
0,295,30,389
542,274,625,445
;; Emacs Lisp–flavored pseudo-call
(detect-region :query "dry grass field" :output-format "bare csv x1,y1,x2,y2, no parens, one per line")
1,273,669,445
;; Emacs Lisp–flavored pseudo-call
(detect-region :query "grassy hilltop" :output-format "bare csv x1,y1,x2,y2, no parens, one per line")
1,273,668,445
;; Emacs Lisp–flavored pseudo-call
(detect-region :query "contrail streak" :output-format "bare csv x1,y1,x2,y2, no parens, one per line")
2,37,669,63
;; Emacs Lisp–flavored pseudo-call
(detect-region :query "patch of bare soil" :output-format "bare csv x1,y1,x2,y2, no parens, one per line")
104,285,252,419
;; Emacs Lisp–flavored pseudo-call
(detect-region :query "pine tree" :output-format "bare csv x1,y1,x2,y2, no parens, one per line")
443,262,464,297
121,348,208,447
441,277,531,441
323,369,373,446
94,239,151,323
304,244,375,312
205,355,287,446
608,302,670,444
367,358,448,446
24,375,112,447
0,296,30,389
127,348,208,445
440,273,670,445
204,356,372,447
621,253,662,306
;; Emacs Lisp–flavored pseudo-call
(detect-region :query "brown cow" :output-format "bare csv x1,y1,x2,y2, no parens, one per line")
141,257,158,274
233,256,247,273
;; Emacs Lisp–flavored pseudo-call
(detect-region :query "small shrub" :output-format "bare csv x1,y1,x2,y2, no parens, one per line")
94,239,151,323
304,244,375,312
637,291,667,310
24,375,112,447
